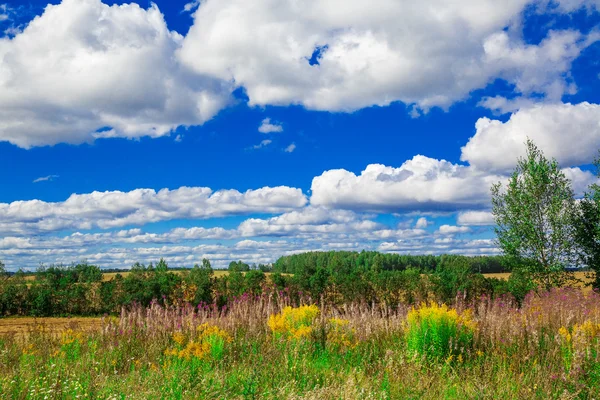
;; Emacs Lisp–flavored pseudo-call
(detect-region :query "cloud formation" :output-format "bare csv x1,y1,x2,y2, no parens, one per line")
258,118,283,133
0,0,598,149
437,225,471,235
462,102,600,172
180,0,597,112
0,185,307,235
32,175,59,183
457,211,495,226
251,139,272,149
0,0,230,148
310,156,505,212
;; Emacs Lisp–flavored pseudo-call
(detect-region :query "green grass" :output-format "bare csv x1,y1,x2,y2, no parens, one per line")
1,289,600,399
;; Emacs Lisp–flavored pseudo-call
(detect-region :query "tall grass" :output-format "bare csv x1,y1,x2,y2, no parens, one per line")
1,288,600,399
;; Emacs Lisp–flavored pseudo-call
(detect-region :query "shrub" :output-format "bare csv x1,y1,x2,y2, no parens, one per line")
404,302,476,362
268,305,320,340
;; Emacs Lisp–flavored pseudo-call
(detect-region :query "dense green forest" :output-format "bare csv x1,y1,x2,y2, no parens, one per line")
272,251,509,274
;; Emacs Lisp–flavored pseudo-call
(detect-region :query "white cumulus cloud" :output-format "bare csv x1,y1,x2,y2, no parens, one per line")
179,0,598,113
457,211,495,226
414,217,430,229
0,185,307,235
437,225,471,235
0,0,231,149
462,102,600,173
310,156,505,212
258,118,283,133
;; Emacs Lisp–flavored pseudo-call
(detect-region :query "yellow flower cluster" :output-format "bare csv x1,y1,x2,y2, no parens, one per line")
22,343,37,356
559,326,572,343
406,302,477,332
559,320,600,344
268,305,320,340
172,331,186,346
165,341,211,360
196,323,232,343
164,323,231,361
327,318,357,350
574,320,600,338
61,329,84,346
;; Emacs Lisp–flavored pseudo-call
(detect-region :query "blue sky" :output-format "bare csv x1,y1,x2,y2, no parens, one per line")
0,0,599,270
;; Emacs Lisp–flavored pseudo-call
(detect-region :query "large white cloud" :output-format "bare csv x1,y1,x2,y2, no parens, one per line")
310,156,505,212
0,186,307,235
0,0,597,148
179,0,597,112
310,152,597,213
461,102,600,172
0,0,230,148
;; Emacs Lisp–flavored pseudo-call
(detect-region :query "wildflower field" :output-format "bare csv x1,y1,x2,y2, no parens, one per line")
1,289,600,399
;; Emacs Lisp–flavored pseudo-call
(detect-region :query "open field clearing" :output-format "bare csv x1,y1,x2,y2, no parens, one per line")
99,269,231,281
0,317,102,336
485,271,595,292
1,288,600,399
20,269,233,282
483,271,592,281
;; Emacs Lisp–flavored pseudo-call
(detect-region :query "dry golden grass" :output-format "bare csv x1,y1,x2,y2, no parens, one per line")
0,317,102,336
485,271,595,292
18,269,231,282
484,271,593,282
20,269,241,282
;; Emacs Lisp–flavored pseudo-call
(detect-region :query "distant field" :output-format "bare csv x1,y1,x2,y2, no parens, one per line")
99,269,230,281
0,317,102,336
484,271,593,281
20,269,232,282
484,271,595,292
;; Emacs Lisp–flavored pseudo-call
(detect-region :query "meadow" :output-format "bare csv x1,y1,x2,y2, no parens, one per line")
1,287,600,399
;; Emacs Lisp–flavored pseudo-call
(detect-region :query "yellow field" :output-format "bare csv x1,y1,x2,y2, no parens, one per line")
484,271,593,281
19,269,232,282
484,271,595,292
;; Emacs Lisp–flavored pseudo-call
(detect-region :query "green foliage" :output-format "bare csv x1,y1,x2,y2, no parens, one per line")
244,270,266,295
404,303,475,362
431,256,475,303
491,139,577,290
0,269,28,315
0,251,540,317
507,269,536,304
228,260,250,272
183,259,214,304
226,270,246,297
573,155,600,290
121,260,182,306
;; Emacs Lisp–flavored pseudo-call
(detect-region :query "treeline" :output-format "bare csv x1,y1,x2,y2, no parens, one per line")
273,251,509,275
0,259,271,316
271,252,532,305
0,253,533,317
